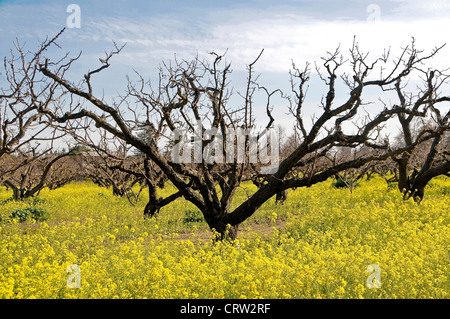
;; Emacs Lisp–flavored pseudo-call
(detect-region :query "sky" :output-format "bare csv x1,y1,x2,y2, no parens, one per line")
1,0,450,133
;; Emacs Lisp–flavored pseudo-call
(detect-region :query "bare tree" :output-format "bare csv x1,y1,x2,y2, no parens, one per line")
386,40,450,201
0,30,66,187
82,151,146,202
1,149,78,200
33,31,448,239
56,113,173,211
395,120,450,201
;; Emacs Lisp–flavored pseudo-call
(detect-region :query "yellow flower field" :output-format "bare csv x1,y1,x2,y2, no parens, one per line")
0,176,448,298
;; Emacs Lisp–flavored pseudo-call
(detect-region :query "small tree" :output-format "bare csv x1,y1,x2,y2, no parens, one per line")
1,149,78,200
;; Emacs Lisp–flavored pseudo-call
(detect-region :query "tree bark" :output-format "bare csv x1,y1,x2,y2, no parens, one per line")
407,161,450,202
203,209,239,241
275,190,288,205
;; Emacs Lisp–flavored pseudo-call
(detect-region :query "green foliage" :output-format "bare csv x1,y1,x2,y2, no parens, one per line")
182,209,204,223
332,178,360,189
9,206,50,223
442,186,450,195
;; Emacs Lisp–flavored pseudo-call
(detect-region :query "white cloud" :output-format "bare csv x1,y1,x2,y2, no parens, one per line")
390,0,450,15
206,13,450,73
84,12,450,76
